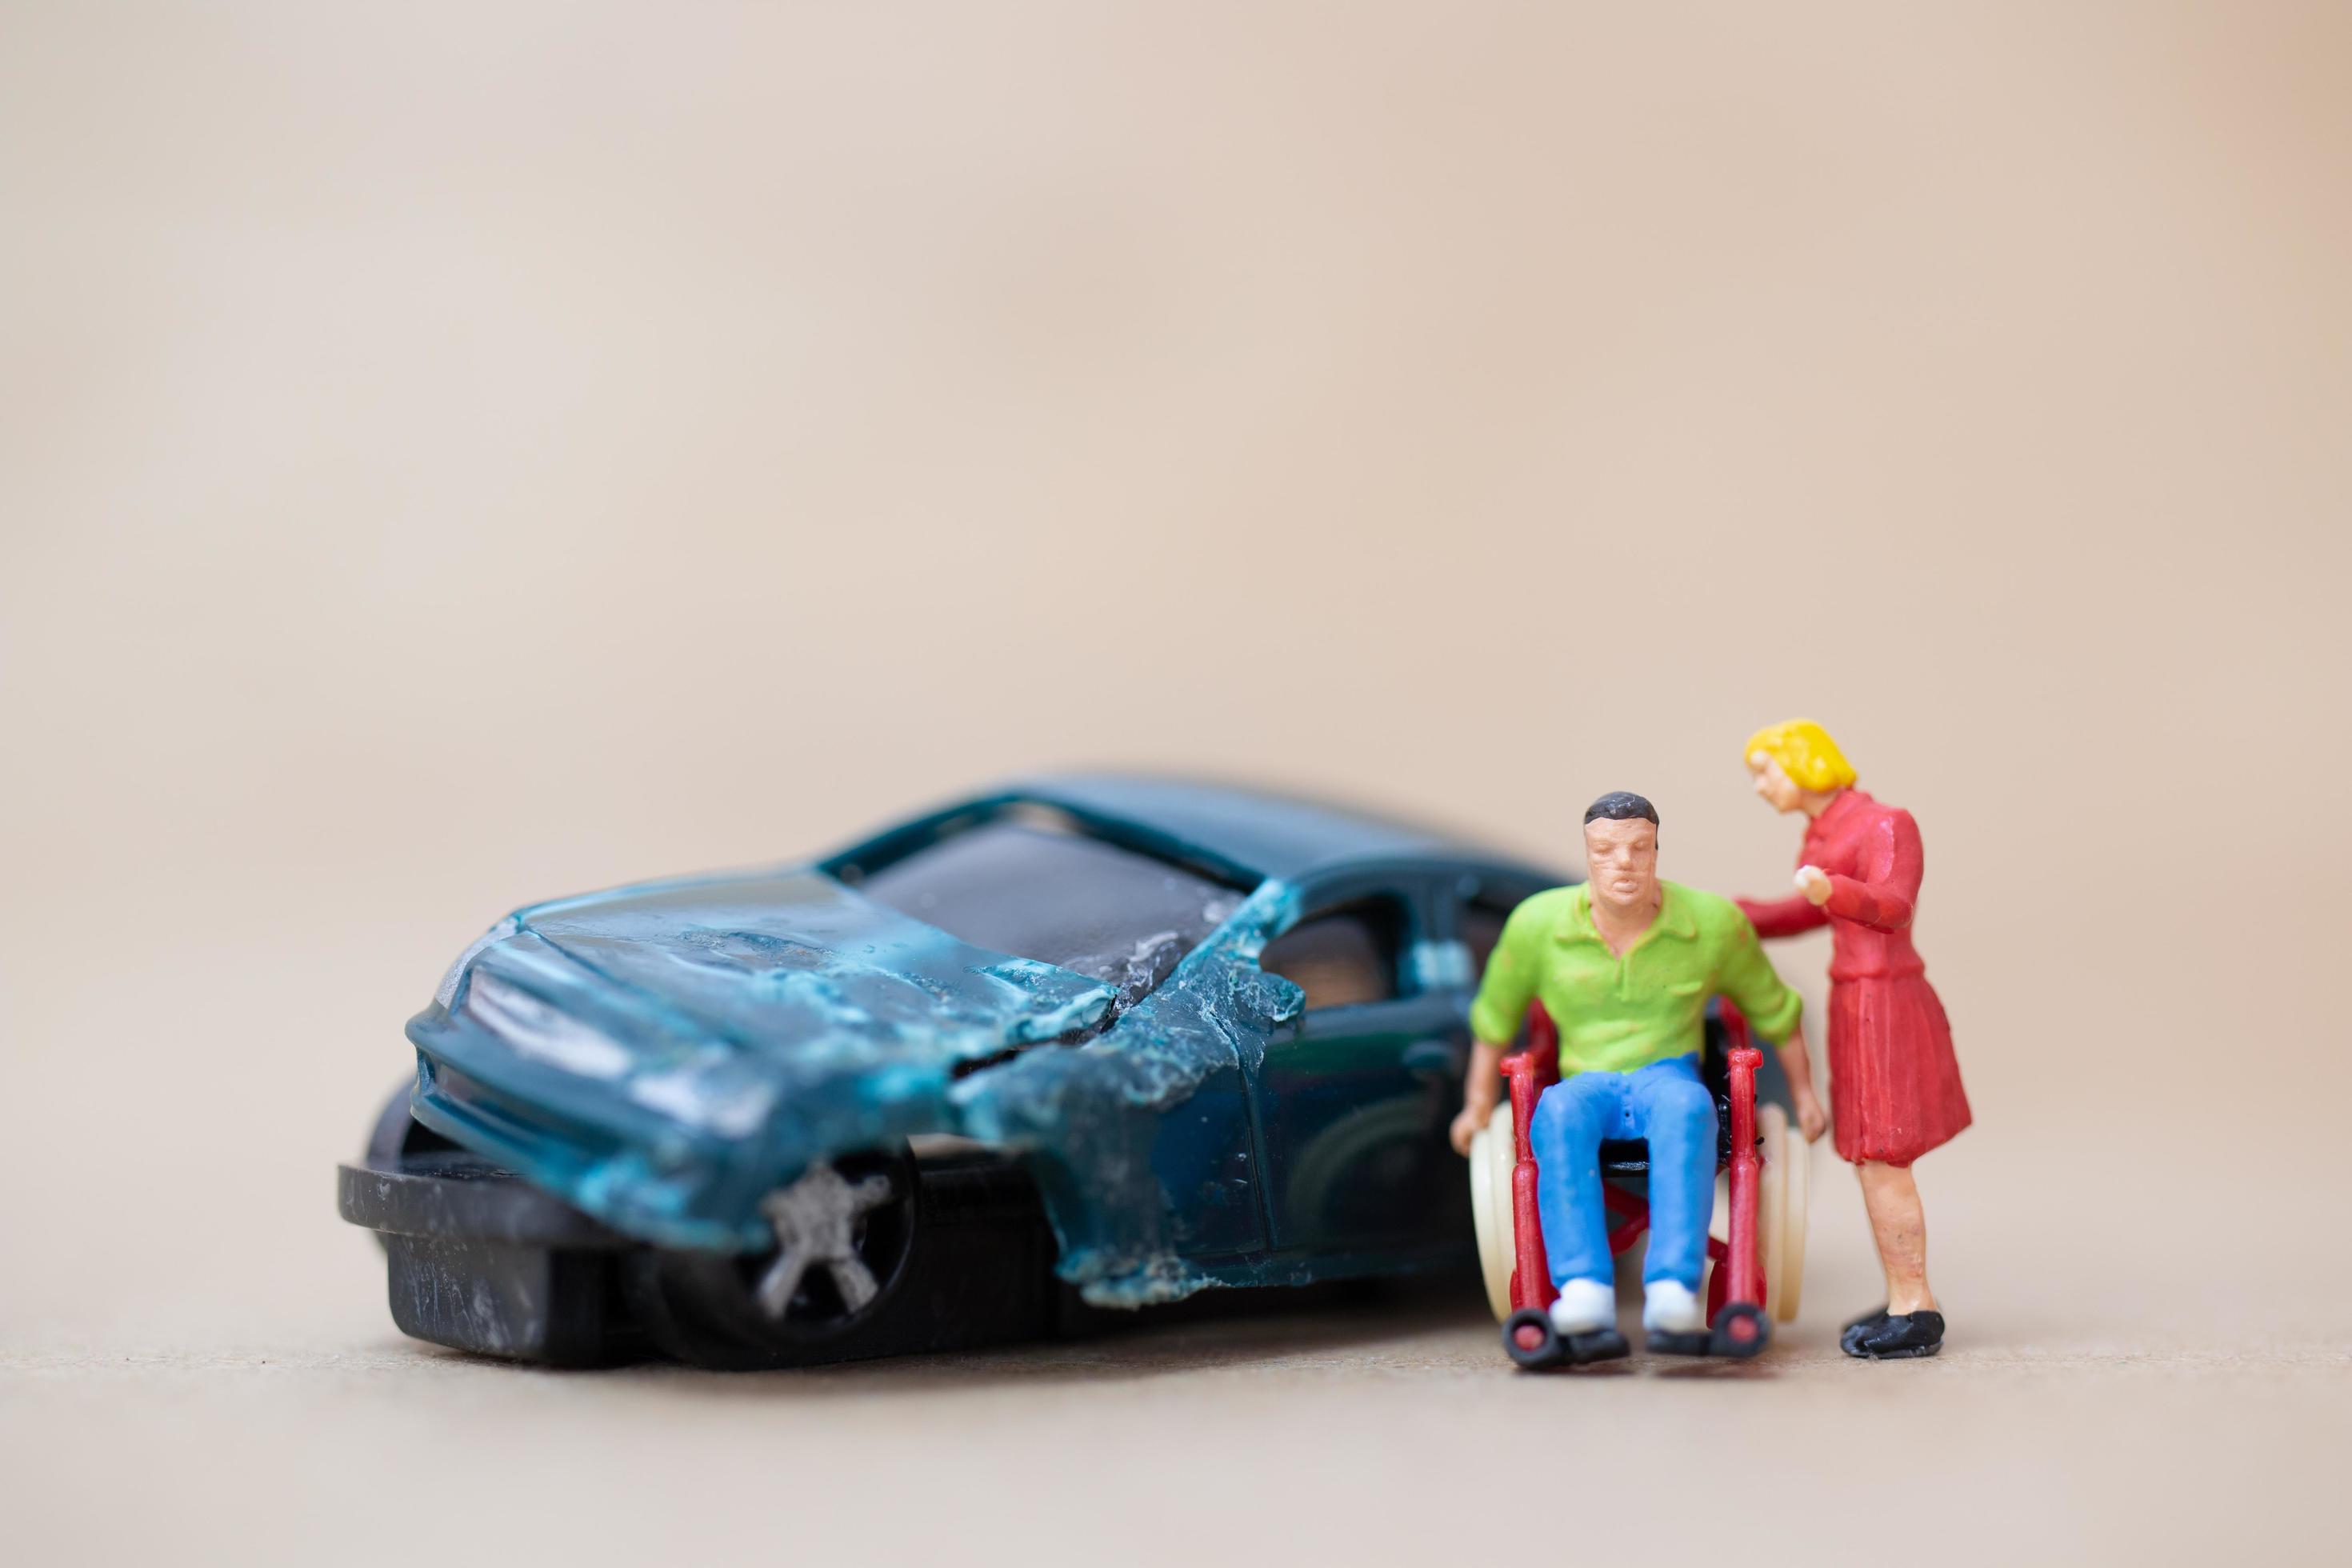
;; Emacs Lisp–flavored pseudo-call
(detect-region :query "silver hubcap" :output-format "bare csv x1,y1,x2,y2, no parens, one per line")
754,1162,898,1321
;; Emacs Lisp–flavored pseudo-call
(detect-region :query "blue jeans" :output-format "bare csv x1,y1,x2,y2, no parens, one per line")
1529,1056,1717,1294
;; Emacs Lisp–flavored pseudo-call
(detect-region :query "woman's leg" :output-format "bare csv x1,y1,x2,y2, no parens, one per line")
1855,1159,1935,1314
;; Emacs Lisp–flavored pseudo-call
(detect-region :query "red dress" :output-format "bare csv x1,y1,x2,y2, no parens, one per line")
1738,788,1970,1167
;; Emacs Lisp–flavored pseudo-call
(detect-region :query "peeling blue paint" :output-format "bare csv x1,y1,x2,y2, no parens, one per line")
949,876,1302,1302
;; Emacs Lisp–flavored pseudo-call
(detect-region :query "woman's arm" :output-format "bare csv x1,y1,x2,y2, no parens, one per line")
1821,809,1924,932
1738,892,1830,939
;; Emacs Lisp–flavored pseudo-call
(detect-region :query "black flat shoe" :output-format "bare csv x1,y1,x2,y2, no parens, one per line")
1843,1310,1944,1360
1839,1306,1890,1355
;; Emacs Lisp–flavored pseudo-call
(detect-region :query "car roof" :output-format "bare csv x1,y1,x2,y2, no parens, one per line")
1000,772,1530,885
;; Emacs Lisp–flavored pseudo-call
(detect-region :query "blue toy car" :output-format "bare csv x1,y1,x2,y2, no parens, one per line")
341,774,1570,1367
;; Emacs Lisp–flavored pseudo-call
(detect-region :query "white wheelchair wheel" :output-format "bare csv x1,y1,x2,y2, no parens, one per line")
1468,1101,1517,1322
1780,1104,1810,1322
1758,1102,1811,1323
1759,1103,1788,1314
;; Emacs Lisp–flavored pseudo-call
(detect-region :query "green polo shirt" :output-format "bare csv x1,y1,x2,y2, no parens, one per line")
1468,880,1802,1075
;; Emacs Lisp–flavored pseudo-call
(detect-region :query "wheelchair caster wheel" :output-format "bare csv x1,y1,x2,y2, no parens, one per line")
1504,1309,1629,1369
1710,1302,1770,1359
1503,1309,1564,1370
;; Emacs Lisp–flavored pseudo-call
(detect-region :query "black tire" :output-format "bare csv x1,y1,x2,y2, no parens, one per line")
1710,1300,1771,1358
1503,1307,1565,1370
621,1145,920,1369
619,1145,1062,1370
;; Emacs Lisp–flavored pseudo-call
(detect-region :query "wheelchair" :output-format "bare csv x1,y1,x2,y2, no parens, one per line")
1466,1001,1810,1368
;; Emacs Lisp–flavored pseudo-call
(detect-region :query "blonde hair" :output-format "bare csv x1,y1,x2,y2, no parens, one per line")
1744,718,1857,792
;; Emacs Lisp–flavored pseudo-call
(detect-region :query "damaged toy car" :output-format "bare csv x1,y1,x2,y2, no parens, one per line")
343,774,1589,1368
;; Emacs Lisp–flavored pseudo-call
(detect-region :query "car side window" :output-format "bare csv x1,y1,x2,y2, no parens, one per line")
1260,898,1406,1010
1459,898,1514,981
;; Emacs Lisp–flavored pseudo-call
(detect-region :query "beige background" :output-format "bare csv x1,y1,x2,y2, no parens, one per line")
4,2,2348,1563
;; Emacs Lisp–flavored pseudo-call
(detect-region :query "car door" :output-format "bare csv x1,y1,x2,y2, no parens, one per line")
1247,872,1464,1257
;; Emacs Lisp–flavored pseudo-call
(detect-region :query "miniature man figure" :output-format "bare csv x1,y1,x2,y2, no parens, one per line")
1738,720,1970,1360
1450,793,1826,1359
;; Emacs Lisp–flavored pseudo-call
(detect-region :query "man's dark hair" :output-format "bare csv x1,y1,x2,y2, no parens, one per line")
1583,791,1659,830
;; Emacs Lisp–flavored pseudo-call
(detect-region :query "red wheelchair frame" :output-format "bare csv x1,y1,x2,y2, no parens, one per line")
1498,1001,1771,1365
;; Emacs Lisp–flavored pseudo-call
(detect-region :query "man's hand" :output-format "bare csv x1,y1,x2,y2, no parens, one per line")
1774,1025,1828,1144
1795,864,1834,906
1794,1086,1829,1143
1452,1038,1509,1156
1450,1096,1496,1157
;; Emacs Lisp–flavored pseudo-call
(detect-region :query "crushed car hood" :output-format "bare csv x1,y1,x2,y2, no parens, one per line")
407,867,1122,1246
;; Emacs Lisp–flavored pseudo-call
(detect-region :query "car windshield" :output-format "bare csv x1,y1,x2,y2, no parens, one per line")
854,816,1244,1012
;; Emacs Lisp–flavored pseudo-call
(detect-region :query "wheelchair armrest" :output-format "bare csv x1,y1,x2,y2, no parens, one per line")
1501,1000,1561,1091
1498,1002,1563,1166
1722,1042,1761,1163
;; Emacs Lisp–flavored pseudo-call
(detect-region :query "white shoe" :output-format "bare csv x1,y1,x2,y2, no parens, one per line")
1549,1278,1615,1336
1642,1281,1705,1334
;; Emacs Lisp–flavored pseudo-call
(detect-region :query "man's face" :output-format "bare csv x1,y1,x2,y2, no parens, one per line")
1583,816,1660,912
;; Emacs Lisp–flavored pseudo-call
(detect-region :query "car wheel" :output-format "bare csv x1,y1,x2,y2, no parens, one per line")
622,1145,921,1369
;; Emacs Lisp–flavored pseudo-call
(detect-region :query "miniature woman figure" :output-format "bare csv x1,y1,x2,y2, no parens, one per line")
1738,720,1970,1359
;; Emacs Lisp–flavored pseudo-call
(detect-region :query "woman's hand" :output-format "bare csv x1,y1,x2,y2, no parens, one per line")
1795,864,1834,906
